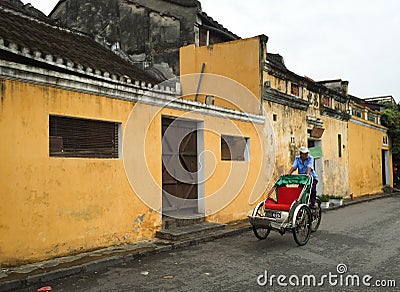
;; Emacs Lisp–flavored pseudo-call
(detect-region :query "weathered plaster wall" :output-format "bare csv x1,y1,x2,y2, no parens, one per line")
320,117,349,197
263,101,308,178
178,36,271,221
348,117,391,197
270,76,286,92
50,0,199,76
119,4,148,54
0,78,269,265
123,102,270,225
0,79,161,266
51,0,121,43
186,113,268,223
180,36,265,115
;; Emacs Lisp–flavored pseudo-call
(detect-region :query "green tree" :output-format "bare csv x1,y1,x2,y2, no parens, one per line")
381,102,400,156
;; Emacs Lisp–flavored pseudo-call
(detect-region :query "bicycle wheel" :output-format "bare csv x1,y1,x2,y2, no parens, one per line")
292,205,312,246
311,198,322,233
252,202,271,240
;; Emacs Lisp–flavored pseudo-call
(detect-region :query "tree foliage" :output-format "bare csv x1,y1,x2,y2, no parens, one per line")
381,102,400,156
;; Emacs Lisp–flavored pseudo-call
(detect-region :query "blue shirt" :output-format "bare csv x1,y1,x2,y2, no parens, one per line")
292,155,318,180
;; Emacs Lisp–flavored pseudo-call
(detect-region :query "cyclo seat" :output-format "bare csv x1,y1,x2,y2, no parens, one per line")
263,175,311,211
264,186,303,211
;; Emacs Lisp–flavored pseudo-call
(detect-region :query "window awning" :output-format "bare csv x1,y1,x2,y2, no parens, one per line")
309,146,323,158
310,127,325,138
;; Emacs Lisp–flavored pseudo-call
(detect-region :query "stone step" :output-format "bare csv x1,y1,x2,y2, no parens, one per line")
162,216,205,230
156,222,226,241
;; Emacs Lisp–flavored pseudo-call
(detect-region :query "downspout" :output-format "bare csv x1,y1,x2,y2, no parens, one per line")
194,63,205,102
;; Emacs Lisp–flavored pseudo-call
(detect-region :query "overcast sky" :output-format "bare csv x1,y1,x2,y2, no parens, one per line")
22,0,400,102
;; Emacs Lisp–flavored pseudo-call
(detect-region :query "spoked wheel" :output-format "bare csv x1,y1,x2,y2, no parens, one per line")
252,202,271,240
292,205,312,246
311,198,322,233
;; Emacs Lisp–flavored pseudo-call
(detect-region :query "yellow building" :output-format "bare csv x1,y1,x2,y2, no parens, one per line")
181,34,393,202
0,2,393,268
348,97,392,197
317,80,351,197
179,35,273,216
0,5,268,266
264,60,351,197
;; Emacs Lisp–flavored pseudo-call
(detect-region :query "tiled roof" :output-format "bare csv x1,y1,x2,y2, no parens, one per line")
267,53,287,71
164,0,199,7
0,0,158,84
0,0,50,21
197,11,240,40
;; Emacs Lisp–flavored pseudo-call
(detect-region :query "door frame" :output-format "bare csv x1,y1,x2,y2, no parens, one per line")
161,116,205,216
382,149,390,186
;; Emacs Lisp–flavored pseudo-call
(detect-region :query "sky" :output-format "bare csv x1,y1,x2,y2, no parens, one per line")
22,0,400,102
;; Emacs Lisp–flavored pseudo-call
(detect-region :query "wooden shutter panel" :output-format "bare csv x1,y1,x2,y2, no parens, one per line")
49,115,119,158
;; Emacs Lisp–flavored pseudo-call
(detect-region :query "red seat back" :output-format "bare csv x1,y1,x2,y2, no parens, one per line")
277,187,302,206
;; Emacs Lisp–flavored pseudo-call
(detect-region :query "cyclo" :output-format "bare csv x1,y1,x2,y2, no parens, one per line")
248,174,321,246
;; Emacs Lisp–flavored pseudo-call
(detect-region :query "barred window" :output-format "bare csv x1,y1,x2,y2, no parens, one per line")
383,135,389,146
49,115,120,159
323,96,331,107
221,135,250,161
353,109,362,118
291,83,300,97
368,113,376,123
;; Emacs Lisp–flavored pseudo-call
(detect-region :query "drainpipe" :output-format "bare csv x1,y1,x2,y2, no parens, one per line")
194,63,205,102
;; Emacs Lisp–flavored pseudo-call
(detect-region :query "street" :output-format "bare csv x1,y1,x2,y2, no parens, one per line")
21,196,400,291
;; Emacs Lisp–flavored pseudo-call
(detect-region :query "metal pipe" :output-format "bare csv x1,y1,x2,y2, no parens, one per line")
194,63,205,102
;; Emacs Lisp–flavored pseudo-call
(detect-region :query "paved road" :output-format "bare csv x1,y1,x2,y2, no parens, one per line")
21,196,400,291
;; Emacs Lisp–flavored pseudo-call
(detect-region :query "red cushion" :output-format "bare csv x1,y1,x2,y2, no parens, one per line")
264,203,291,211
264,187,302,211
277,187,302,205
264,198,277,204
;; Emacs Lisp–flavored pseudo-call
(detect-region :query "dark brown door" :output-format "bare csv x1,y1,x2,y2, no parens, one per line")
162,117,198,213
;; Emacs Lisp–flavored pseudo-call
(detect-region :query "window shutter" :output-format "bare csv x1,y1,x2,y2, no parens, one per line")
49,115,119,159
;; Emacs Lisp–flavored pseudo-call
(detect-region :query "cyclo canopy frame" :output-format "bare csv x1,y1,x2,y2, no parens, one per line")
268,174,312,205
249,174,320,246
249,174,313,233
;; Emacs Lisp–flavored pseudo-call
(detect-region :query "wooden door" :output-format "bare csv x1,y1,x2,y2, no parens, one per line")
162,117,198,213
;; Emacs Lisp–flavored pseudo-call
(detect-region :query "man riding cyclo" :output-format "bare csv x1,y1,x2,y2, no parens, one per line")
286,146,318,208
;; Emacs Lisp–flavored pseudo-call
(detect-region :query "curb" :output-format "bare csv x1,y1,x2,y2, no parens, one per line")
0,224,250,291
321,192,398,212
0,192,398,291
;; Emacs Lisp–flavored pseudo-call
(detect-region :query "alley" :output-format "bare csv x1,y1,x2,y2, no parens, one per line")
21,196,400,291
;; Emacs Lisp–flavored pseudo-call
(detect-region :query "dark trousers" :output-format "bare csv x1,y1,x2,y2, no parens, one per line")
311,179,318,205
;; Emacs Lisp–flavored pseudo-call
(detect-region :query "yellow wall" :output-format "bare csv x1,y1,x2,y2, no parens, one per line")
180,36,265,115
0,79,162,266
202,118,269,223
123,102,270,224
264,67,354,198
263,101,308,177
320,117,349,197
0,78,270,265
178,35,271,219
348,117,391,197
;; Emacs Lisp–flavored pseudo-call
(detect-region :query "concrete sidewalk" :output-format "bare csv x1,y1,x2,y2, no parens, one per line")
1,191,398,291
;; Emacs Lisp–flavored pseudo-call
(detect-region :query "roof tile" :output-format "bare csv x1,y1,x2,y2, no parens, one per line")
0,0,158,84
